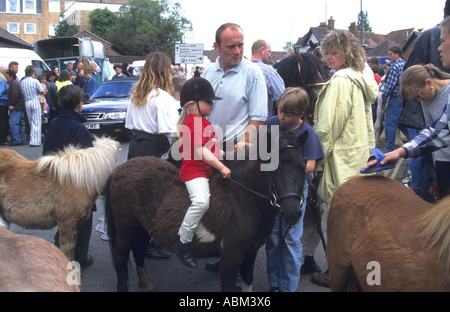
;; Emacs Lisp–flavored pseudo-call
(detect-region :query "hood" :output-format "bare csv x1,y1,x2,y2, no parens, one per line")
333,66,379,103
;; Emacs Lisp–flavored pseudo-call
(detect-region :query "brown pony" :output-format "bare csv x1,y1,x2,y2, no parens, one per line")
105,131,308,292
327,175,450,291
0,218,80,292
0,137,119,260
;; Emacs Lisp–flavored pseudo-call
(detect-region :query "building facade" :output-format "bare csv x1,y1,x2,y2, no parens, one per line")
0,0,127,44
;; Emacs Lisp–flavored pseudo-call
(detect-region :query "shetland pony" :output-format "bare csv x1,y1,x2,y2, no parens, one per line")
327,175,450,291
0,217,80,292
105,131,308,292
0,137,119,260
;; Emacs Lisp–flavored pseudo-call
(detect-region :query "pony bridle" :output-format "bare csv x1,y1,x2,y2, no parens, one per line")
229,144,305,209
267,171,304,209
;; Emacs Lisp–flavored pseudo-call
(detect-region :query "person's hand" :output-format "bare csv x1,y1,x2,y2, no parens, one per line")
364,149,404,169
234,141,250,152
220,166,231,179
381,104,386,111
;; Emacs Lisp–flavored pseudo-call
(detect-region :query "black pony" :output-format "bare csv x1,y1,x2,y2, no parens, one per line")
274,50,328,126
104,130,308,292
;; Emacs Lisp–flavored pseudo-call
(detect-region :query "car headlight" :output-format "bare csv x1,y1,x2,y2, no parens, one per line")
104,112,126,120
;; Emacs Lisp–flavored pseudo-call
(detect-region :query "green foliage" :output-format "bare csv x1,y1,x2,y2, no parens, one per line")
89,0,192,60
283,41,294,52
53,20,79,37
357,11,372,32
89,8,118,40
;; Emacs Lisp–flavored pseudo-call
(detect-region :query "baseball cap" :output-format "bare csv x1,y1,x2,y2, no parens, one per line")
180,77,222,107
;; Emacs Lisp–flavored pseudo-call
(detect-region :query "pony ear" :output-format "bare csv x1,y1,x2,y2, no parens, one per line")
295,50,304,66
297,130,309,147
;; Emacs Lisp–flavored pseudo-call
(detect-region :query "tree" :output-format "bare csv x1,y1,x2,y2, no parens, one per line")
53,20,79,37
89,0,192,59
357,11,372,32
283,41,295,53
89,8,118,40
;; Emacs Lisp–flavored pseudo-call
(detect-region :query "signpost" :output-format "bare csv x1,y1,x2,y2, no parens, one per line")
175,43,204,64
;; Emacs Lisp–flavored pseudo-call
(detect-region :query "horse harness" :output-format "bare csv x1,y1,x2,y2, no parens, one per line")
228,144,307,209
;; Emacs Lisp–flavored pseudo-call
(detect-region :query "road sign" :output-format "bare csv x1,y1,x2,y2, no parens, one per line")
175,43,204,64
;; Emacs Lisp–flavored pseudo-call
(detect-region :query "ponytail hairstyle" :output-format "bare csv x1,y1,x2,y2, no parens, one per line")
400,64,450,101
176,101,198,138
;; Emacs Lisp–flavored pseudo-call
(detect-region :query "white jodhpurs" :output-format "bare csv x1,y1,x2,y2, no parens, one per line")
178,177,210,242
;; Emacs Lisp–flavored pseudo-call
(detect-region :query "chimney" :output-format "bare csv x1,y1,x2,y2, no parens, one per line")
328,16,335,31
348,22,357,35
319,22,327,28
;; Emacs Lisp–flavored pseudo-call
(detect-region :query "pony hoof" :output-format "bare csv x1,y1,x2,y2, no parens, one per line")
139,282,155,292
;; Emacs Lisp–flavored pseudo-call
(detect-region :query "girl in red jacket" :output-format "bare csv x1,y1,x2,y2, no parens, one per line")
172,78,231,268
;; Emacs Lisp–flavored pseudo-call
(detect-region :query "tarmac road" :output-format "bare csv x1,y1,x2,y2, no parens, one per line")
2,137,409,293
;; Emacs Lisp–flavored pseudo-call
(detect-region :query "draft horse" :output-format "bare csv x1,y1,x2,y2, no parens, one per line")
327,175,450,291
0,218,80,292
105,131,309,292
274,50,328,126
0,137,120,260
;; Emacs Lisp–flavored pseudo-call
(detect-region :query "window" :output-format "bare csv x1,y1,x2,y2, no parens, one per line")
24,23,36,34
49,24,58,36
23,0,36,14
7,22,19,34
6,0,19,13
48,1,61,13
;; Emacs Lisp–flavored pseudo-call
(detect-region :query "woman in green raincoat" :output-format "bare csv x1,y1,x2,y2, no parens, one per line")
313,30,379,204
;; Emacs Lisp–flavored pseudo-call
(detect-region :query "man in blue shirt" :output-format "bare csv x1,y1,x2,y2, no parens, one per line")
251,39,285,117
82,68,98,99
0,65,9,145
382,45,407,152
202,23,268,154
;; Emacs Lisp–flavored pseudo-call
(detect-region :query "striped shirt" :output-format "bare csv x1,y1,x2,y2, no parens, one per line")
252,60,285,117
402,99,450,159
382,58,405,104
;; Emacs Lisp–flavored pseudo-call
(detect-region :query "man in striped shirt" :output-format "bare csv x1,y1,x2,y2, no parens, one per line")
382,45,407,152
366,16,450,199
251,39,285,117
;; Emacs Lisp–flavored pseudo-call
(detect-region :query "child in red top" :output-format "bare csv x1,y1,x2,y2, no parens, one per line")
172,78,231,268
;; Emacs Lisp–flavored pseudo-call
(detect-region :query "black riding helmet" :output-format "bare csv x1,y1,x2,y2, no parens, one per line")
179,77,222,108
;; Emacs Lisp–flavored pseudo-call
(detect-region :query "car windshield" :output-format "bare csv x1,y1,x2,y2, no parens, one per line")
90,80,136,99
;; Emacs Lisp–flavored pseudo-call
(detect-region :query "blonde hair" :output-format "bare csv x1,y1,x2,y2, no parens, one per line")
277,87,310,116
321,30,366,72
400,64,450,101
176,101,198,138
131,52,173,107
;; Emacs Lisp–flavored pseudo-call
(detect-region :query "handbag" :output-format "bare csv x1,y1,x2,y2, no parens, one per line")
398,99,426,130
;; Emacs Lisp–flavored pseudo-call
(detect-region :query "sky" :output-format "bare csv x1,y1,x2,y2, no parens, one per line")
175,0,446,59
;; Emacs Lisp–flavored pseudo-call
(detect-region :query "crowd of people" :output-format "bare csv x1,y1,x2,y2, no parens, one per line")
1,1,450,292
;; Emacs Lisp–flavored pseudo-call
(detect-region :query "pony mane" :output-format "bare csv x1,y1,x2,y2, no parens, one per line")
35,137,119,197
417,196,450,270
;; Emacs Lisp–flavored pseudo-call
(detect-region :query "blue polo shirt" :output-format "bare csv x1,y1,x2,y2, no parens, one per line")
202,57,268,145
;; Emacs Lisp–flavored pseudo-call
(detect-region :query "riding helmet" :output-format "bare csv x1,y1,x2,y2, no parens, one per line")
179,77,222,107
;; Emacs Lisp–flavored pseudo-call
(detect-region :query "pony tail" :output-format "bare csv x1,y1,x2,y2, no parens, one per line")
176,107,189,138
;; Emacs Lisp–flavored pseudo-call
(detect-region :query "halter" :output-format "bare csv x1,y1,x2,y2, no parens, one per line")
228,144,305,209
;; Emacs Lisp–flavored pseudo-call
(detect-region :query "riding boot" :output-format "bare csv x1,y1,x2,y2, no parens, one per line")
172,237,198,268
300,255,321,274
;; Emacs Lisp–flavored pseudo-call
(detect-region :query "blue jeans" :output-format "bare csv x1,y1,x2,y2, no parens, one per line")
265,179,307,292
9,109,27,144
407,128,435,203
385,96,408,152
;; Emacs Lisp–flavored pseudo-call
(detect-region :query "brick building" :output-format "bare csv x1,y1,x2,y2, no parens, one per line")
0,0,127,44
